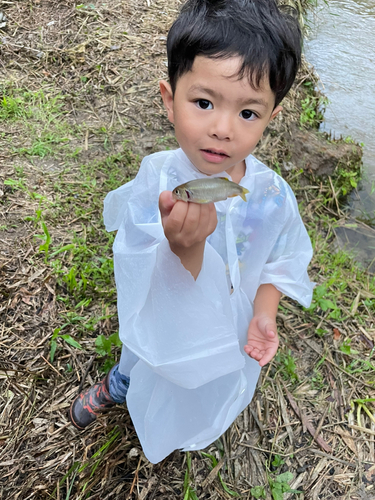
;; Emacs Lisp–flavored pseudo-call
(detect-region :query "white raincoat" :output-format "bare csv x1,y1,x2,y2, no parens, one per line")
103,148,313,463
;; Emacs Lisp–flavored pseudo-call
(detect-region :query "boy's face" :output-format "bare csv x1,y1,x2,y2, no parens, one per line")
160,56,282,182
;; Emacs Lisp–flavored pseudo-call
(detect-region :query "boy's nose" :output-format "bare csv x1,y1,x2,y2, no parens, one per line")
209,114,233,141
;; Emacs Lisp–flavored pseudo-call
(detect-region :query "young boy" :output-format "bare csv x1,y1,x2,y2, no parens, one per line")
70,0,313,464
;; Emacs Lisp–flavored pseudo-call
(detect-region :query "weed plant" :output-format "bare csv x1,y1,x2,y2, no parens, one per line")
0,84,79,158
10,146,138,370
46,152,136,368
251,453,302,499
299,81,328,129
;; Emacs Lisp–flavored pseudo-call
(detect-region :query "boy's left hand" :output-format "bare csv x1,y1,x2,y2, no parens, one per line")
244,314,279,367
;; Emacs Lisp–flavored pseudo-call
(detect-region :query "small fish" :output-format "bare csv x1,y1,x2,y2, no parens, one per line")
172,177,249,204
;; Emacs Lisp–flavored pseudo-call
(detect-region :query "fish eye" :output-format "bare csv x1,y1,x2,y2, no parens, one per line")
175,188,180,195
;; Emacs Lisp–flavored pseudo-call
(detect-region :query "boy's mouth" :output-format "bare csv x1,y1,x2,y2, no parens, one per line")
201,149,229,157
200,148,230,164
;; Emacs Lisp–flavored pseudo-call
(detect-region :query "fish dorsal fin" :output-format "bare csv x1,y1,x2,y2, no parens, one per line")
218,177,230,182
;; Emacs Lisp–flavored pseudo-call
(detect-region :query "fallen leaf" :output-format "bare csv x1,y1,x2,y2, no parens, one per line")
333,328,341,340
364,464,375,484
336,427,358,456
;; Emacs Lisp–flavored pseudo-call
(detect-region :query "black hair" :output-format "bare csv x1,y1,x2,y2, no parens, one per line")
167,0,302,107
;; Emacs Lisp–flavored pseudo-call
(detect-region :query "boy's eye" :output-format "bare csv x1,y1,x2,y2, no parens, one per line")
196,99,213,110
240,109,257,120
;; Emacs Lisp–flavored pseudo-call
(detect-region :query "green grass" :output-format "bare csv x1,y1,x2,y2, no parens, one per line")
274,349,299,383
6,146,139,372
299,81,328,129
183,452,199,500
0,84,79,157
0,87,64,120
44,154,133,366
251,454,303,500
45,154,135,301
1,104,138,370
53,427,121,497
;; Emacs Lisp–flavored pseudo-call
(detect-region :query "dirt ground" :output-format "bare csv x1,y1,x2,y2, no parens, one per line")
1,1,375,499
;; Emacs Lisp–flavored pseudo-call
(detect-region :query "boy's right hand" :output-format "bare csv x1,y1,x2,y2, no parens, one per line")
159,191,217,247
159,191,217,278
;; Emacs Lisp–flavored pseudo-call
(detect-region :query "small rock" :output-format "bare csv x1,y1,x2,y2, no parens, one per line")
0,12,7,29
296,466,307,474
283,161,295,171
128,447,140,459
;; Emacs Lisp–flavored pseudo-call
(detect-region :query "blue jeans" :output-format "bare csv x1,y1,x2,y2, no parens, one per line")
108,364,130,403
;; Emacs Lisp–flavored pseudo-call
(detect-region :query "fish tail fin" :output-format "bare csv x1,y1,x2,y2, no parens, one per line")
240,188,249,201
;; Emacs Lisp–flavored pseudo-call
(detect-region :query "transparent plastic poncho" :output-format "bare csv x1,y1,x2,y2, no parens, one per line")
103,148,314,464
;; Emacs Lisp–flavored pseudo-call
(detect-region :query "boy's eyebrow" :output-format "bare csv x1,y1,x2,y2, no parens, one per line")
188,85,269,108
236,96,268,108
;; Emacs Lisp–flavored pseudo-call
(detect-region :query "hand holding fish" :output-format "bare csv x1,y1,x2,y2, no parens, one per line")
159,191,217,279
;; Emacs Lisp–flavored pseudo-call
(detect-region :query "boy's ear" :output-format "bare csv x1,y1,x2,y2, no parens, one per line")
159,80,175,124
269,105,283,122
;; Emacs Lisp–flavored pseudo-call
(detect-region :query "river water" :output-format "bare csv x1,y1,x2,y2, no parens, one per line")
304,0,375,271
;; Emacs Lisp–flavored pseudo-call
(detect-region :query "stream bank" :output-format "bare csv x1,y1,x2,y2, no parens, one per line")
305,0,375,271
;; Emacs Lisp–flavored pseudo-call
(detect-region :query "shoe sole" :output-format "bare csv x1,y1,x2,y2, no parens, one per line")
69,397,91,430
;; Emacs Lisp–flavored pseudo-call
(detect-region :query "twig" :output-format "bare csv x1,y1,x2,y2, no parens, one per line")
303,337,375,389
312,450,361,468
201,458,225,487
349,424,375,437
313,403,330,441
277,381,294,445
241,442,313,457
283,384,332,453
41,355,65,378
328,176,342,216
78,355,96,393
126,456,142,500
250,408,264,436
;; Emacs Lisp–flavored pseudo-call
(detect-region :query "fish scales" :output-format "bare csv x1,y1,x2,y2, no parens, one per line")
172,177,249,204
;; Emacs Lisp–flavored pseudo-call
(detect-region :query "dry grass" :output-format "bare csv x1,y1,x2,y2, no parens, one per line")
0,1,374,499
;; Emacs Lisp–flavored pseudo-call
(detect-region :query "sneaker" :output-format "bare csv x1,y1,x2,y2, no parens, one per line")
69,372,116,430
